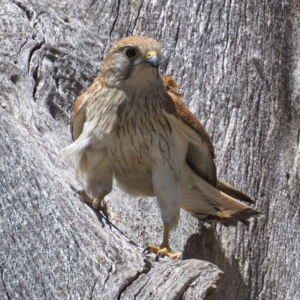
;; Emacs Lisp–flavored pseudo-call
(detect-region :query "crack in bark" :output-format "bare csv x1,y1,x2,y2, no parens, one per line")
28,39,45,73
172,272,204,300
221,0,231,77
90,275,100,300
117,259,152,299
129,0,144,35
13,1,46,100
203,274,224,300
15,36,29,57
131,277,150,299
102,267,111,288
174,22,180,50
13,0,35,21
109,0,121,39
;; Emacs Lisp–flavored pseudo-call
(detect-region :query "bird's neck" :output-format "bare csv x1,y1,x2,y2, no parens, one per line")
126,68,165,93
116,76,168,123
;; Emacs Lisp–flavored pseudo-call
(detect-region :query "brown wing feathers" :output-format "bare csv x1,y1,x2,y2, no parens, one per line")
162,75,215,157
162,75,255,204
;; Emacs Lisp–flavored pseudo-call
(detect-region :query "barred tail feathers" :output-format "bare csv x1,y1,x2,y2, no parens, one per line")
180,169,262,226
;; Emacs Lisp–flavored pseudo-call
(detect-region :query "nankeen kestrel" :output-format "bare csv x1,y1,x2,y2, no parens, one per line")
64,36,262,259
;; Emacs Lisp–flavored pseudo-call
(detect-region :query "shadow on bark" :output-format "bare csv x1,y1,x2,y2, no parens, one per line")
182,226,248,299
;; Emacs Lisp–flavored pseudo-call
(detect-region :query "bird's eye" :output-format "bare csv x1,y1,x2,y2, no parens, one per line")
125,48,137,59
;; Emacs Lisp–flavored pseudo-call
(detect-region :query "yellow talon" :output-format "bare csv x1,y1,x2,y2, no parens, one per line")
144,245,181,261
143,224,181,260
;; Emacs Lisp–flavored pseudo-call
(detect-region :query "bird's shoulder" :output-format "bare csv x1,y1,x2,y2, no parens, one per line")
71,75,106,141
162,75,215,157
71,90,88,141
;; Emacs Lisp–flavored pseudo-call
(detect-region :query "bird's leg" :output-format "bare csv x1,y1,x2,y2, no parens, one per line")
160,224,172,249
143,223,181,260
76,190,108,217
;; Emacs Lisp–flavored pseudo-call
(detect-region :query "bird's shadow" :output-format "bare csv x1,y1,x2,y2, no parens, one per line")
88,204,141,248
94,209,109,228
182,225,249,300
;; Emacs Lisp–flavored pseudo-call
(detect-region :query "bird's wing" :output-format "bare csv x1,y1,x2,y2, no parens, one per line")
63,75,122,161
162,75,217,186
71,90,88,141
71,75,104,141
162,75,255,204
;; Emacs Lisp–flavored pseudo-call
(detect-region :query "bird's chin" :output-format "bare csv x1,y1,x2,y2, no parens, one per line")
126,63,159,85
135,62,158,73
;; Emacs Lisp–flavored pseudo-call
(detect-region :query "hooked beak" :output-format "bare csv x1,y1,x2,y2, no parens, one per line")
146,51,159,69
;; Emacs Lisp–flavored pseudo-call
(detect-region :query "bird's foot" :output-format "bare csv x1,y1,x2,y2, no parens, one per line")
143,244,181,261
75,190,108,217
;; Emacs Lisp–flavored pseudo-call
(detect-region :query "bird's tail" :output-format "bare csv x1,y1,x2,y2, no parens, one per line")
216,179,255,204
180,169,262,226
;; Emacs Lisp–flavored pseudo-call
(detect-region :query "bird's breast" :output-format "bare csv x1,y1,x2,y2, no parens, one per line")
106,106,173,196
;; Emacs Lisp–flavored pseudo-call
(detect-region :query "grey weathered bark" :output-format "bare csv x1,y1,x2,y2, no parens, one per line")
0,0,299,299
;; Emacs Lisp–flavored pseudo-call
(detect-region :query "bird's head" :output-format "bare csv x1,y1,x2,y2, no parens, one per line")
101,36,162,89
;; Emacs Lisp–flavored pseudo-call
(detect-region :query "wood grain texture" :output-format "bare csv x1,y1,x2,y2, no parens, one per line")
0,0,299,299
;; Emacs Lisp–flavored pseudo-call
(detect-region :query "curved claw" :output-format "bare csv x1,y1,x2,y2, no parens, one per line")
93,198,100,208
74,190,91,204
74,190,84,197
142,245,151,255
94,200,108,217
155,252,161,262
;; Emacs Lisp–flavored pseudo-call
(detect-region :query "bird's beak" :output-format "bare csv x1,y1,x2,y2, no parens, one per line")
146,51,159,69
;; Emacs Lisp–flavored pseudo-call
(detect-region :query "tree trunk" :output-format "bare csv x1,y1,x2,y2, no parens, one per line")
0,0,298,299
